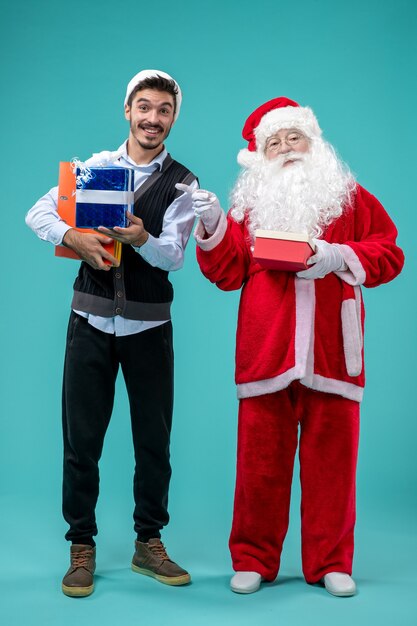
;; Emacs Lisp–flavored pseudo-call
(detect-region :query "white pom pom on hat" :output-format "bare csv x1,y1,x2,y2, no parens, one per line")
124,69,182,122
237,97,322,167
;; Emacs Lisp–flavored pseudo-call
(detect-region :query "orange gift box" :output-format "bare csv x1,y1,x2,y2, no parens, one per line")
253,230,315,271
55,162,121,264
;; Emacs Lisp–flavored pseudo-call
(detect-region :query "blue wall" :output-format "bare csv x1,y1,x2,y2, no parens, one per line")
1,1,416,623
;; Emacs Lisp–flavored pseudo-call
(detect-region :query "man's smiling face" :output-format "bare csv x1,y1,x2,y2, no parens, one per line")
125,88,175,151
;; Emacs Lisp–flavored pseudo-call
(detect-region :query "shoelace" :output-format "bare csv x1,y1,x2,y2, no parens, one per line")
149,541,170,561
72,549,94,568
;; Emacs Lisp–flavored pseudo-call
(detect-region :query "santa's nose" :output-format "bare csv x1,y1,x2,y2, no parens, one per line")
278,143,292,154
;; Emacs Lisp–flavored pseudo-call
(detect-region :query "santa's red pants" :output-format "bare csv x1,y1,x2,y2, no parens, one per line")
229,381,360,583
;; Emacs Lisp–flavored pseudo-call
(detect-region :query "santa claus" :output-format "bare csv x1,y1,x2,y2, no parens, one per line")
176,98,404,596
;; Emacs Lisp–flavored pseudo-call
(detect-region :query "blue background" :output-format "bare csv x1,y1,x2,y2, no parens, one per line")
1,0,416,624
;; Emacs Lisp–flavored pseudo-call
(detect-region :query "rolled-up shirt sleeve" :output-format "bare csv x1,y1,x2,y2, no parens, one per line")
134,178,198,271
25,186,72,245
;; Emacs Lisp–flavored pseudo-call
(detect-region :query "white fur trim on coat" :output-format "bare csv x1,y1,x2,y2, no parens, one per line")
194,211,228,251
334,244,367,285
341,288,363,377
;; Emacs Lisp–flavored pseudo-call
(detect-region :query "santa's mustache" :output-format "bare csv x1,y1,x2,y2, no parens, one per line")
267,152,306,172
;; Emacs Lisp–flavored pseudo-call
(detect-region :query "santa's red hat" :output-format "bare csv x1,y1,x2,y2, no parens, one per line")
238,97,322,167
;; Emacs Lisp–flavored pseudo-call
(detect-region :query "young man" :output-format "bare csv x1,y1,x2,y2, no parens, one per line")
26,69,197,597
177,97,404,596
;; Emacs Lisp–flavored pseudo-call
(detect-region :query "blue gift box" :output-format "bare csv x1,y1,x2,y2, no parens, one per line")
75,166,135,229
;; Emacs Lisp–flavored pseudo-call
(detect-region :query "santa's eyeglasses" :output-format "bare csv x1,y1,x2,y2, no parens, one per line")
265,132,308,153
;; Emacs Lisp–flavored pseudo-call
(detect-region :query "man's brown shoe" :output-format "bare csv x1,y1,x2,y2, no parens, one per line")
62,544,96,597
132,538,191,586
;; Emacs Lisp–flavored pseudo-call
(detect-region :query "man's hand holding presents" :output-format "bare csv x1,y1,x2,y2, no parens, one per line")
97,211,149,247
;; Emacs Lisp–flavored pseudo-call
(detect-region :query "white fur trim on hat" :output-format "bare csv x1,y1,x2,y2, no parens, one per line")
255,106,321,151
124,69,182,122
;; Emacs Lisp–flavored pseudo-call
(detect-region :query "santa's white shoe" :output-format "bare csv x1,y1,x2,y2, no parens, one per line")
323,572,356,597
230,571,262,594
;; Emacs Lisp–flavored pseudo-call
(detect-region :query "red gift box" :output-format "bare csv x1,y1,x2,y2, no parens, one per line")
253,230,315,271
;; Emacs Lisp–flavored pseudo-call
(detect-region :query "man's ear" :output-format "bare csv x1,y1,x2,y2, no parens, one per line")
124,103,131,121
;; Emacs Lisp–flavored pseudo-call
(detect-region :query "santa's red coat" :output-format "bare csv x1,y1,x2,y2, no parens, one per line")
195,184,404,402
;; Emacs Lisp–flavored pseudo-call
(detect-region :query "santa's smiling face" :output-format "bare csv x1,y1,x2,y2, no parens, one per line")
264,128,310,165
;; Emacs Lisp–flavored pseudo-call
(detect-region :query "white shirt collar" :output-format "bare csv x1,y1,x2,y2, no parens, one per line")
117,141,167,171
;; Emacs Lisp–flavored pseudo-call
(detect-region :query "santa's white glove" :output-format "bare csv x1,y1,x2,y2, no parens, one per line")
296,239,347,279
175,183,222,234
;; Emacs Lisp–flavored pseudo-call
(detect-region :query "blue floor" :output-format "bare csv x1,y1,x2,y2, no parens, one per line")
1,494,416,626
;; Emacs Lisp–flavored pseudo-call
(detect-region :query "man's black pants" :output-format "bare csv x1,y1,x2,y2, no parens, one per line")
62,312,174,544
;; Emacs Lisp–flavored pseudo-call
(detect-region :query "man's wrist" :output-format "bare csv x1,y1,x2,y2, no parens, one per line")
133,231,149,247
62,228,77,248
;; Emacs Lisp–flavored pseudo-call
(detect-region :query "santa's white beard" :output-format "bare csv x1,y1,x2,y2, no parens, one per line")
230,139,356,239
